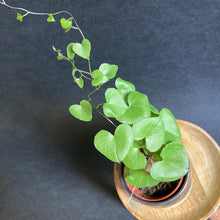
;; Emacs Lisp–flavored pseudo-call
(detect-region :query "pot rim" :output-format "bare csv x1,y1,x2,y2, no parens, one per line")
120,162,191,206
125,172,184,202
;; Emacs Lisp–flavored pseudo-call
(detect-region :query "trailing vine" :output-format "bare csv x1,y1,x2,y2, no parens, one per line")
1,1,189,188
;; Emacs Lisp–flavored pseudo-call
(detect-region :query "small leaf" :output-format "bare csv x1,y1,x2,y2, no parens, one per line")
94,124,133,162
123,142,147,170
160,108,182,143
69,100,92,122
66,43,75,60
150,142,189,182
115,78,135,101
72,39,91,60
57,53,63,60
47,13,55,22
60,18,72,33
125,167,159,187
17,13,23,22
52,45,56,52
91,63,118,86
75,77,84,89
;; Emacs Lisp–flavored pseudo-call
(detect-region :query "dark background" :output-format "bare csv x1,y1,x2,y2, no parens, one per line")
0,0,219,219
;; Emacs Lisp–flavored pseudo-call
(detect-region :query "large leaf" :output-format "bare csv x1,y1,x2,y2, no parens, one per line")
103,90,150,124
69,100,92,121
66,43,75,60
150,142,189,182
103,88,127,118
123,142,147,170
94,124,133,162
72,39,91,60
160,108,182,143
117,91,151,124
115,78,135,101
125,167,159,187
60,18,72,32
91,63,118,86
132,117,165,152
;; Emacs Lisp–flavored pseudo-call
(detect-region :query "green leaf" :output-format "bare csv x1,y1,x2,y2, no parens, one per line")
125,167,159,187
60,18,72,33
132,117,165,152
72,39,91,60
103,90,151,124
150,142,189,182
94,124,133,162
75,77,84,89
91,63,118,86
160,108,182,143
103,88,127,118
47,13,55,22
69,100,92,122
115,78,135,101
117,91,151,124
66,43,75,60
52,45,56,52
17,13,23,22
150,104,160,115
123,142,147,170
57,53,63,60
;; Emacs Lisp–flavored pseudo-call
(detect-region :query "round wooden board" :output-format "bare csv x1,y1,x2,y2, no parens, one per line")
114,120,220,220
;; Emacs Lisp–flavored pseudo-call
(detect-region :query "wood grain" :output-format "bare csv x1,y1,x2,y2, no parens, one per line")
114,120,220,220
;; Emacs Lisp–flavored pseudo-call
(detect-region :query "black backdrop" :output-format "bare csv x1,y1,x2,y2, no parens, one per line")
0,1,219,219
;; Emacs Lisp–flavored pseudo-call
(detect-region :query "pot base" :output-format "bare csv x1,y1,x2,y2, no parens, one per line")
114,120,220,220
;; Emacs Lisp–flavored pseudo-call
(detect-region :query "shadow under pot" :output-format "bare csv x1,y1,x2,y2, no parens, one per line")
120,163,191,206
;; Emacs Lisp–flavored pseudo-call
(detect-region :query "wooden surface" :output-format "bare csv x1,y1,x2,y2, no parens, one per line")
209,207,220,220
114,120,220,220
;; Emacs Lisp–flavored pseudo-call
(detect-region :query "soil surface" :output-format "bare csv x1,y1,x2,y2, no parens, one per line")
138,180,179,197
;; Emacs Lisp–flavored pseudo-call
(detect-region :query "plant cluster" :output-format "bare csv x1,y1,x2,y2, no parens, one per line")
1,1,189,187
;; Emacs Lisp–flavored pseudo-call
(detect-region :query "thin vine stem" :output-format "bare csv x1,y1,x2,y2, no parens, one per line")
88,87,117,127
1,0,117,129
1,0,85,39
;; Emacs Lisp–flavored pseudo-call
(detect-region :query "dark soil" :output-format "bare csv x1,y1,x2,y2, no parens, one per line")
138,180,179,197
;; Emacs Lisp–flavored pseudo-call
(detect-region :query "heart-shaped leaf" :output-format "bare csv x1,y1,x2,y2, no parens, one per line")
91,63,118,86
117,91,151,124
103,90,151,124
115,78,135,102
66,43,75,60
103,88,127,118
60,18,72,32
69,100,92,121
160,108,182,143
123,142,147,170
150,142,189,182
72,39,91,60
125,167,159,187
94,124,133,162
132,117,165,152
47,13,55,22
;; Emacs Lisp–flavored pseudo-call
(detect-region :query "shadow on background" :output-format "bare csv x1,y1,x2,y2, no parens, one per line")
39,112,120,202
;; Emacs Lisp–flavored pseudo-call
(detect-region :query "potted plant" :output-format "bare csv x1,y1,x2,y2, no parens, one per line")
1,1,220,219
